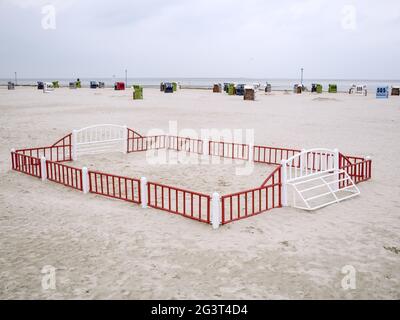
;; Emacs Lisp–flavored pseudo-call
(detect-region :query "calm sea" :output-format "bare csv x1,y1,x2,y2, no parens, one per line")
1,77,399,92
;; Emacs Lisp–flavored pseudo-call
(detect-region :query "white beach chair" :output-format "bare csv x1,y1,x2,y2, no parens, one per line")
43,82,54,93
349,84,367,96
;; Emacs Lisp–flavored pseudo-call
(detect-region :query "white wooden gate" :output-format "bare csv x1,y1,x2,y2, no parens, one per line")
72,124,127,160
281,148,360,210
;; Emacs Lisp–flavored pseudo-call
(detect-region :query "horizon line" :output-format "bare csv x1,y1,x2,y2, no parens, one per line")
1,77,400,82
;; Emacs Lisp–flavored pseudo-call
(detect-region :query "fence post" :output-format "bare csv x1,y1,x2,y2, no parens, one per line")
72,129,78,161
281,160,288,206
122,125,128,154
366,156,371,179
211,192,221,229
82,167,89,194
10,148,15,169
202,138,208,156
140,177,148,208
165,135,170,150
333,148,339,191
300,148,305,177
40,156,47,181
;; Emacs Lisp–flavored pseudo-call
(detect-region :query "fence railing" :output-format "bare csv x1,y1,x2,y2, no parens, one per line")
261,165,282,187
303,150,337,172
340,154,366,165
221,165,282,225
127,128,143,138
11,152,42,178
88,170,141,204
147,181,211,223
51,133,72,161
209,141,249,160
253,145,300,165
15,133,73,163
221,183,281,225
168,136,204,154
46,160,83,190
127,135,166,152
15,145,72,162
10,128,373,228
339,154,372,187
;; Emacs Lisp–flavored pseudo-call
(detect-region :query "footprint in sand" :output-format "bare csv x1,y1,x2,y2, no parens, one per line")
279,240,297,252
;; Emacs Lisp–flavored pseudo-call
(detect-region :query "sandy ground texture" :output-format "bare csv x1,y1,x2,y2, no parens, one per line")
0,87,399,299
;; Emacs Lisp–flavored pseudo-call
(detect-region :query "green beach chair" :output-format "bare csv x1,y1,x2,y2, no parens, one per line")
329,84,337,93
172,82,177,92
52,81,59,88
133,86,143,100
228,83,235,95
316,84,323,93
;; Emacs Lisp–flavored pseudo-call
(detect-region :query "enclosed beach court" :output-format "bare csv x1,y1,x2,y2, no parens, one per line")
0,86,399,299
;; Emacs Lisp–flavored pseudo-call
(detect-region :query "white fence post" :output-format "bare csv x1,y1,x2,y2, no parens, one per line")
281,160,288,206
122,125,128,154
333,148,339,191
211,192,221,229
82,167,89,194
300,148,306,177
140,177,148,208
40,156,47,181
248,143,254,162
72,129,78,161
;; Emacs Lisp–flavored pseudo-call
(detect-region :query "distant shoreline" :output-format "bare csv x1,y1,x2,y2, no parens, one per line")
1,79,398,92
0,84,354,93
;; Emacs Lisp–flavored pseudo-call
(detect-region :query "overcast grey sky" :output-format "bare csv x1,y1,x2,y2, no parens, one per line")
1,0,399,79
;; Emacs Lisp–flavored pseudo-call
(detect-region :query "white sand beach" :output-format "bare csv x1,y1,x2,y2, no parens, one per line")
0,87,399,299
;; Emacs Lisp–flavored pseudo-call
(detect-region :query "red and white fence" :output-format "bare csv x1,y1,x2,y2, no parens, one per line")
221,166,282,224
88,170,141,204
127,135,166,152
11,152,42,178
221,184,281,224
339,154,372,187
46,160,83,190
253,145,300,165
10,125,373,228
168,136,204,154
15,133,72,162
209,140,249,160
146,181,211,223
